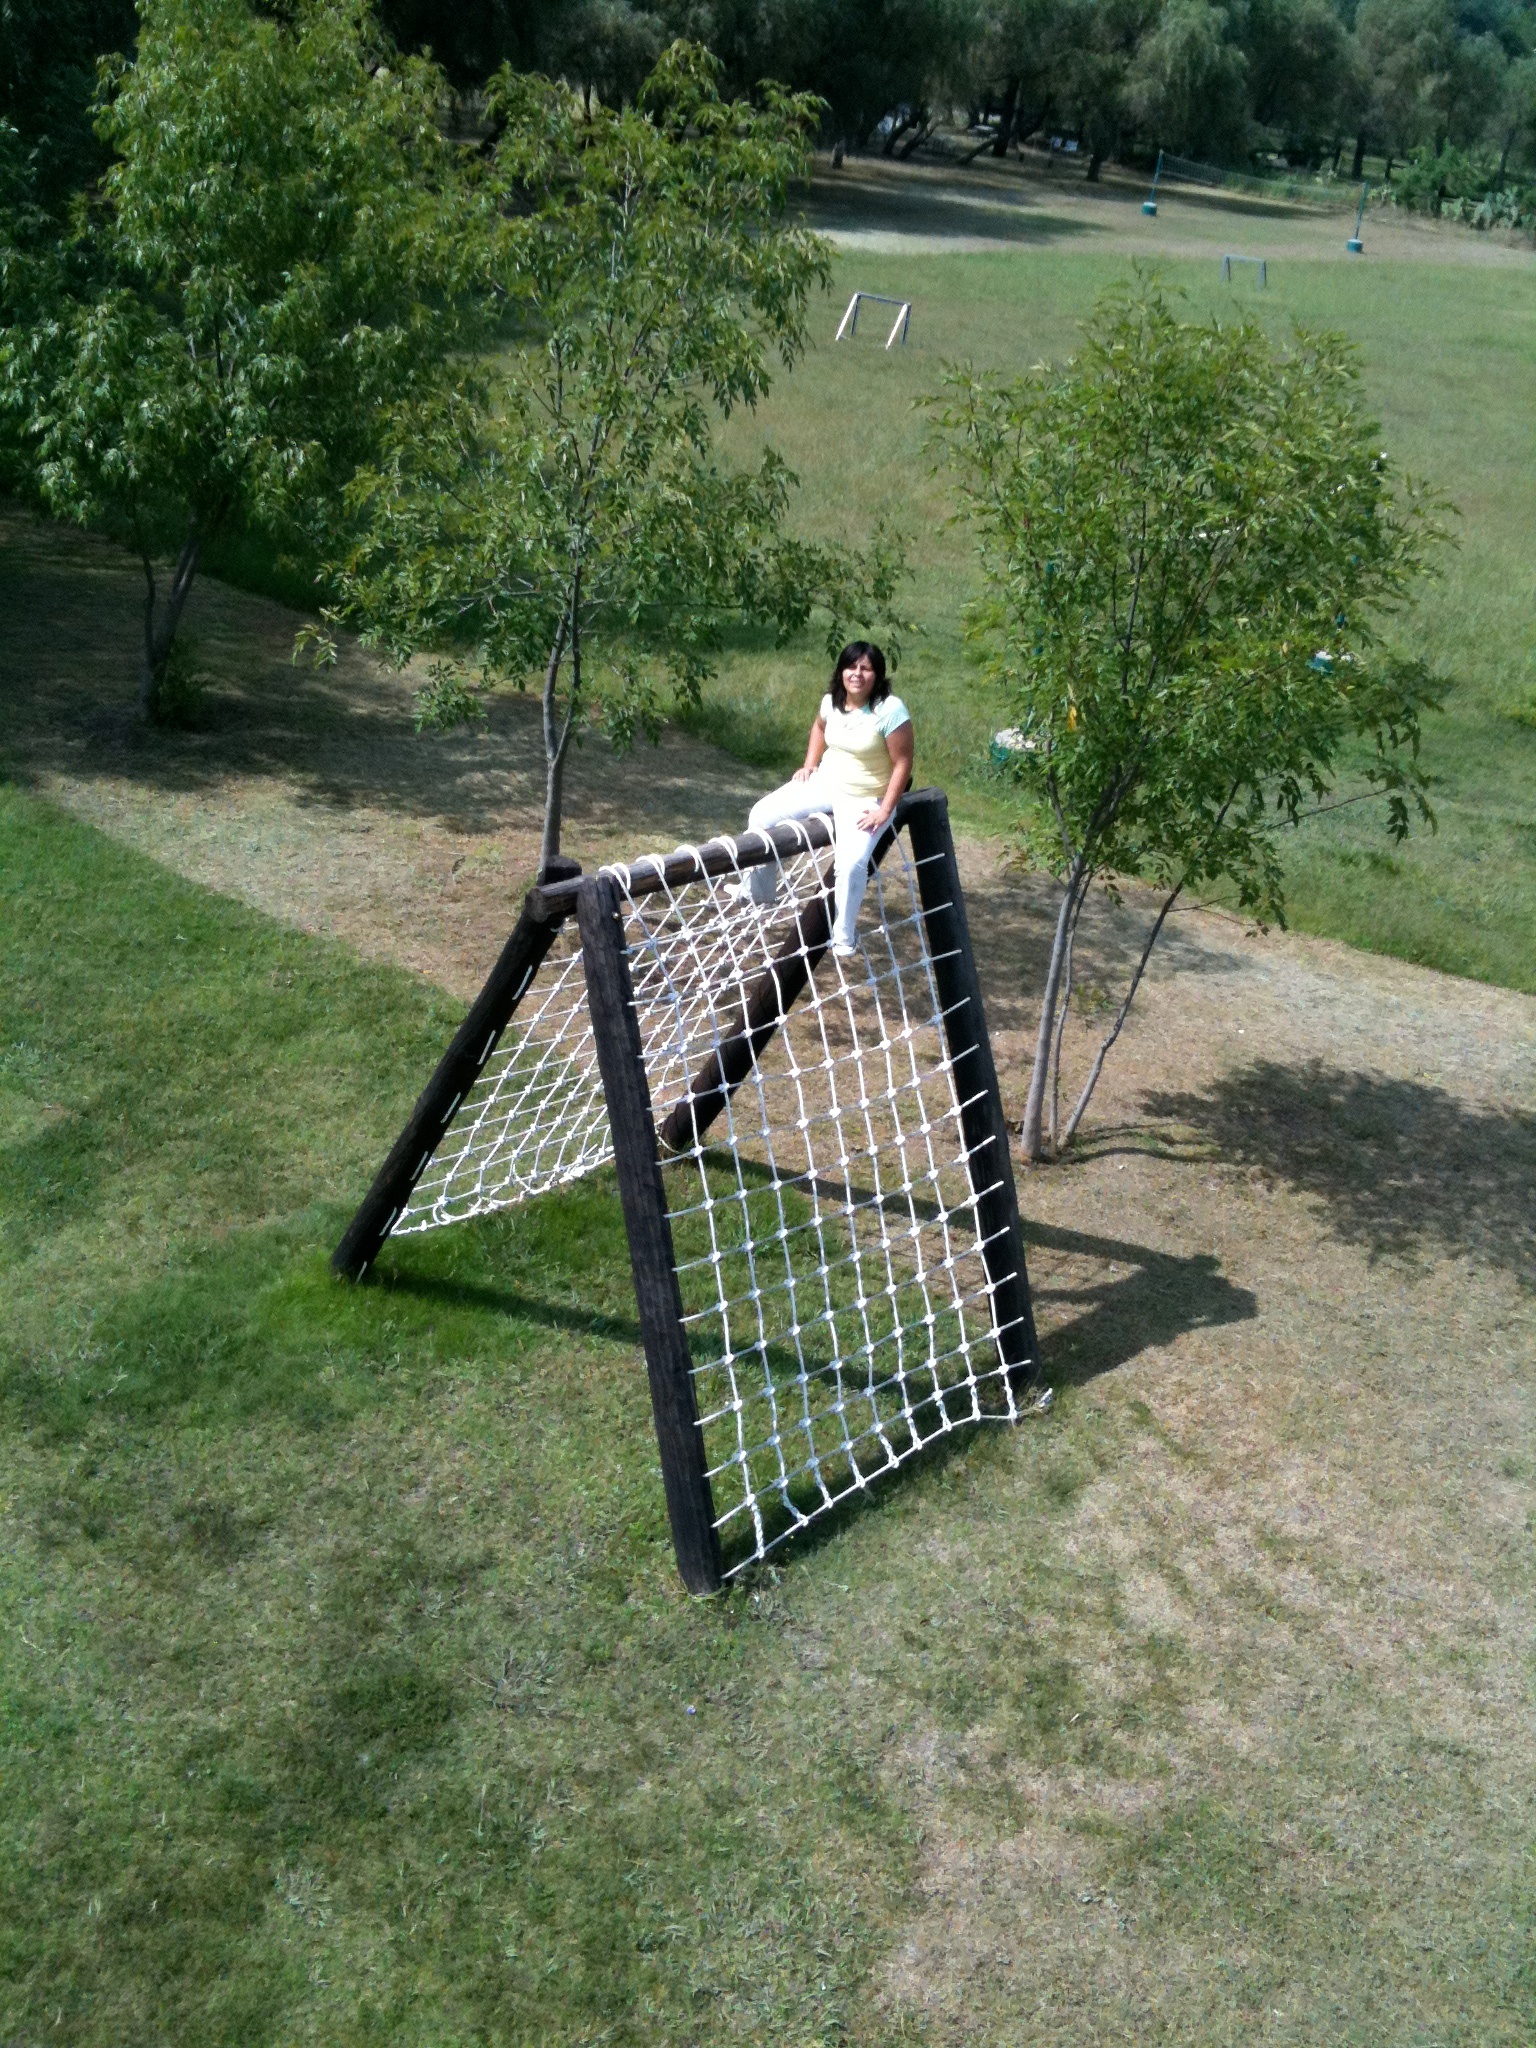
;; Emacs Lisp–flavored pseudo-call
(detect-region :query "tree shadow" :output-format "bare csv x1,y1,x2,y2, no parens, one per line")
0,502,764,848
805,166,1100,247
1142,1058,1536,1289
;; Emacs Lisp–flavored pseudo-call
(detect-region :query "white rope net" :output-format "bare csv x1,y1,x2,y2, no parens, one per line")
395,816,1026,1571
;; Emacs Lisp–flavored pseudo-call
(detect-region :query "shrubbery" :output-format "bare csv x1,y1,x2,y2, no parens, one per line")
1377,144,1536,232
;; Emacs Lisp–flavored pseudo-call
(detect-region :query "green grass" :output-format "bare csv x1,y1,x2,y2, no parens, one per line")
0,780,916,2042
4,782,1534,2042
700,236,1536,990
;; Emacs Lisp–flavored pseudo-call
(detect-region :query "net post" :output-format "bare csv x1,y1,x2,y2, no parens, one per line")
902,791,1040,1381
578,874,724,1596
332,855,582,1280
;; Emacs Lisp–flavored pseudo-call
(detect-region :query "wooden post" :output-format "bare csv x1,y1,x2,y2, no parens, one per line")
578,875,724,1595
902,791,1040,1380
332,856,581,1281
658,881,832,1155
656,802,909,1158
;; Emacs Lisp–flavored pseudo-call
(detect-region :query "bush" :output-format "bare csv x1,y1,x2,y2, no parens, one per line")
1380,146,1536,231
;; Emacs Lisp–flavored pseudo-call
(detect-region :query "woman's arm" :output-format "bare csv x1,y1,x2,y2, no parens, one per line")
792,714,828,784
856,721,915,830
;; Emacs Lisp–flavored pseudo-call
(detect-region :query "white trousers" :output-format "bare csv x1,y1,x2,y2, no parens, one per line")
744,771,879,951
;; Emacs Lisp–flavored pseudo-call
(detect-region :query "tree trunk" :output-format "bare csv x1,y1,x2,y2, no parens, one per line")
897,113,932,160
1018,102,1050,152
1351,132,1367,179
1496,123,1515,189
992,78,1019,158
1046,910,1077,1154
959,129,1002,165
1020,857,1087,1162
1058,880,1184,1153
538,604,573,878
138,526,201,722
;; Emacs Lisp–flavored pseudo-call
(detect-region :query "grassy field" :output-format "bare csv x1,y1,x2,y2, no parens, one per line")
4,160,1535,2046
4,760,1535,2043
690,162,1536,993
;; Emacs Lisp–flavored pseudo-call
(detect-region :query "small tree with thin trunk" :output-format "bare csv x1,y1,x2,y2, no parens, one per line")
9,0,464,723
329,42,903,877
929,281,1447,1164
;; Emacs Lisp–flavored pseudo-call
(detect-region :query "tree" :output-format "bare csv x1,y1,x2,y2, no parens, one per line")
330,42,905,875
1238,0,1360,156
930,282,1447,1164
1357,0,1459,164
1052,0,1158,178
6,0,466,722
1127,0,1252,161
0,0,137,214
1495,51,1536,182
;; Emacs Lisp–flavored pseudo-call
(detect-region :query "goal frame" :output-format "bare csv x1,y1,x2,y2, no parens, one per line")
333,787,1036,1594
834,289,912,349
1220,253,1268,287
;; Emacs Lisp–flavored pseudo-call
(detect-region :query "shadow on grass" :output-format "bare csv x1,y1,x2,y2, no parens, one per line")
720,1198,1255,1573
1026,1216,1257,1388
804,169,1100,246
380,1193,1253,1577
1142,1057,1536,1288
958,866,1252,1039
0,504,766,848
372,1266,647,1350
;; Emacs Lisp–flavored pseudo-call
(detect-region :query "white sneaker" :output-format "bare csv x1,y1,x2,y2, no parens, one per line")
831,940,858,960
725,879,774,910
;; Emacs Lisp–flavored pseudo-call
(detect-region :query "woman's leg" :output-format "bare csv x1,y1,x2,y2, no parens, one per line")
742,776,835,903
830,803,880,951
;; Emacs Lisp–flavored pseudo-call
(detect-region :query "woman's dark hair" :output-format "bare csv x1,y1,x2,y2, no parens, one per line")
828,640,889,713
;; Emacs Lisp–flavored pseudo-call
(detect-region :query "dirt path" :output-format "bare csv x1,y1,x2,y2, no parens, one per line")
5,508,1534,2039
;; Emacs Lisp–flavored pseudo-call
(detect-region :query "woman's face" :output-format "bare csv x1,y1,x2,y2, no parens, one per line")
841,653,879,706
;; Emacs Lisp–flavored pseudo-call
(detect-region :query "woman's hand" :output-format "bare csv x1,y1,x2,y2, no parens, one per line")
862,721,914,832
795,715,828,785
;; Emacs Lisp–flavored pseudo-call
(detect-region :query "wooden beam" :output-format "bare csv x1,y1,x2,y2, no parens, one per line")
902,792,1040,1382
528,814,835,923
331,856,581,1280
578,875,724,1594
655,794,917,1157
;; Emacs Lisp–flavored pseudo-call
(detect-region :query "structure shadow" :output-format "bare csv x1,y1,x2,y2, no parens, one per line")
1143,1057,1536,1288
1024,1217,1257,1389
376,1178,1251,1578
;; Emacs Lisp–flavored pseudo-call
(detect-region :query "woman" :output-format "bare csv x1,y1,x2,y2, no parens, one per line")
739,642,914,958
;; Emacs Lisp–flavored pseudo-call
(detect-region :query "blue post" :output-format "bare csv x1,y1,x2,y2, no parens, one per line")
1347,180,1367,254
1143,149,1163,217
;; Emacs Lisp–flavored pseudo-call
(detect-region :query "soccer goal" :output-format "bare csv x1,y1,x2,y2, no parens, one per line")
1220,254,1268,286
835,290,912,349
333,789,1039,1593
